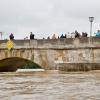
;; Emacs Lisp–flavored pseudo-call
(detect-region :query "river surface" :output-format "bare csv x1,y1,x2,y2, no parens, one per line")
0,70,100,100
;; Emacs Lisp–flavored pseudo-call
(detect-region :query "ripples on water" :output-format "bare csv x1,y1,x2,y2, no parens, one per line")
0,70,100,100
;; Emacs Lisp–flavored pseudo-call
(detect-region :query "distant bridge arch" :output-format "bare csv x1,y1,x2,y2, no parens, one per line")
0,57,42,72
0,47,49,71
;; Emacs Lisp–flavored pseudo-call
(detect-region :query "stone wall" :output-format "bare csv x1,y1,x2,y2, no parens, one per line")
0,37,100,71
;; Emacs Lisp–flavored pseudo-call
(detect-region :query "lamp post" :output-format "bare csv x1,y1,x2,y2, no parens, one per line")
89,17,94,45
89,17,94,37
0,32,3,40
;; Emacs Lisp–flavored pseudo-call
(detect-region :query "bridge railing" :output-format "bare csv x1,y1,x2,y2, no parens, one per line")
0,37,100,49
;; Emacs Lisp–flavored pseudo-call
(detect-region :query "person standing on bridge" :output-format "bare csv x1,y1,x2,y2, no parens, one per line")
96,30,100,36
9,33,14,40
30,32,35,39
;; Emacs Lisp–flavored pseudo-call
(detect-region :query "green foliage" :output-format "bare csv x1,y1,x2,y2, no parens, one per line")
21,62,41,69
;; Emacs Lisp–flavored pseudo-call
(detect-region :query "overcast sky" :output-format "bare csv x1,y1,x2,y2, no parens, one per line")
0,0,100,39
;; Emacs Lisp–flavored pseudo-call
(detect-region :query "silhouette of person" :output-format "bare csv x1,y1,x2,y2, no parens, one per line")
75,30,80,38
9,33,14,40
30,32,34,39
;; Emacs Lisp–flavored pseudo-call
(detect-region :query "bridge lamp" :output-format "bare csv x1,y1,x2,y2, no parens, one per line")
0,32,3,40
89,17,94,45
89,17,94,37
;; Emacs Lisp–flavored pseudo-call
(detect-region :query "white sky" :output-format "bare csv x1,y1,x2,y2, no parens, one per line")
0,0,100,39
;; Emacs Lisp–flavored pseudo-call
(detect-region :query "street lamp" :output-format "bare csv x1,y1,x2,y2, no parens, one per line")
89,17,94,45
0,32,3,40
89,17,94,37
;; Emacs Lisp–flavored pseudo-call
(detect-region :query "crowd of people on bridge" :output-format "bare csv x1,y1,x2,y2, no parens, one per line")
8,30,100,40
47,30,88,39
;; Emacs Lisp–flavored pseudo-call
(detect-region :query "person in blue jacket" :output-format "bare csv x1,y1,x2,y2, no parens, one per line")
96,30,100,36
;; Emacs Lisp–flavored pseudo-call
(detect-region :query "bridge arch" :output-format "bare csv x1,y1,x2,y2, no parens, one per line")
0,57,42,72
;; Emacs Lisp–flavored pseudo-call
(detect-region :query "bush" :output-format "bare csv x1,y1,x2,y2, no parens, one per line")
21,62,41,69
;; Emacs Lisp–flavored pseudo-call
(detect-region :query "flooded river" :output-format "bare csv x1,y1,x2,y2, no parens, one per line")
0,70,100,100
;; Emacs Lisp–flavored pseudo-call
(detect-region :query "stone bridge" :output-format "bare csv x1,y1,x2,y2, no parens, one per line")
0,37,100,71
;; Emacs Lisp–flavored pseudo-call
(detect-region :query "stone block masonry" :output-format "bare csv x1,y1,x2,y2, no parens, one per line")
0,37,100,71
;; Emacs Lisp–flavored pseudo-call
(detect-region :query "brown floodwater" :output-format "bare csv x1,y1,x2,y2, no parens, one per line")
0,70,100,100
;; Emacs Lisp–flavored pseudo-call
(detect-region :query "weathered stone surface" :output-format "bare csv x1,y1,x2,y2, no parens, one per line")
58,63,100,71
0,37,100,71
